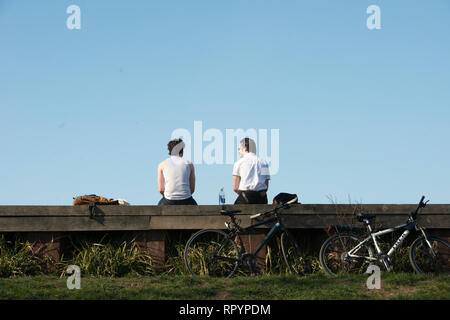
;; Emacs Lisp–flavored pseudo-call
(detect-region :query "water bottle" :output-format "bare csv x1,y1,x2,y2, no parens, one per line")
219,187,225,205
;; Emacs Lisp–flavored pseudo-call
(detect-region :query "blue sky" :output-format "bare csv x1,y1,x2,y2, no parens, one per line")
1,1,449,205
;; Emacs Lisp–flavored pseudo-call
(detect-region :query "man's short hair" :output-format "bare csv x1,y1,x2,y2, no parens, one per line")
240,137,256,153
168,138,185,156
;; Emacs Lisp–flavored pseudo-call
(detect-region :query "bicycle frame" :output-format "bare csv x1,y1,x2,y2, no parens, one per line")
229,215,291,257
347,220,418,261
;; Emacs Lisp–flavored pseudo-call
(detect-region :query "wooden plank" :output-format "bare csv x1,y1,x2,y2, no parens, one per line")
0,213,448,231
148,215,232,230
148,214,450,230
0,204,448,231
282,204,450,215
0,206,163,217
0,216,151,232
280,214,450,229
0,204,449,216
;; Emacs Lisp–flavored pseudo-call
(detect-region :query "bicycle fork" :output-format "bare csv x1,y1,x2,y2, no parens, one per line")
417,228,438,259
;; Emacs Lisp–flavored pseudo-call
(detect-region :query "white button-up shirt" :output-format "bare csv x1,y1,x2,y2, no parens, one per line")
232,152,270,191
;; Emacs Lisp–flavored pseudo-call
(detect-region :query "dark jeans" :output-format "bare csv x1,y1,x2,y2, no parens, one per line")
234,190,268,204
158,196,198,205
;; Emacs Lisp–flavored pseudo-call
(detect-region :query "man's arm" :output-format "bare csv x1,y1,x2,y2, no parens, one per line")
157,161,166,195
189,163,195,194
233,175,241,194
232,160,241,194
265,179,269,190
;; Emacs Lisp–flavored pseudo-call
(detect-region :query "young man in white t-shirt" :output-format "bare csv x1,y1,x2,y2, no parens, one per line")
232,138,270,204
157,139,197,205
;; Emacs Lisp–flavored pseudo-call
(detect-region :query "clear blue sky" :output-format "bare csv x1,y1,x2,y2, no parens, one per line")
1,0,449,205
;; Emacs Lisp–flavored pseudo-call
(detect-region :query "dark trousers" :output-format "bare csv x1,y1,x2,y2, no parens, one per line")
234,190,268,204
158,196,198,205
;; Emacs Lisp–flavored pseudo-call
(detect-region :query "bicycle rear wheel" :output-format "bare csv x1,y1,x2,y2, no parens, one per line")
409,236,450,274
319,234,373,275
184,229,239,278
280,231,304,274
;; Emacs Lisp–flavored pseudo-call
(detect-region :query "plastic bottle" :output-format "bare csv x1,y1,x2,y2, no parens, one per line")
219,187,225,205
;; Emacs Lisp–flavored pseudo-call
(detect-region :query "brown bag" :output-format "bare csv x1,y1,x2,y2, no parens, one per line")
72,194,119,206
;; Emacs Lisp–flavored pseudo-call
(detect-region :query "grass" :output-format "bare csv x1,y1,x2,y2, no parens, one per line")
0,273,448,300
59,236,154,277
1,232,448,300
0,237,50,277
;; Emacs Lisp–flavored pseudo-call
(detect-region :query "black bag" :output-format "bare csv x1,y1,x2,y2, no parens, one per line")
273,193,299,205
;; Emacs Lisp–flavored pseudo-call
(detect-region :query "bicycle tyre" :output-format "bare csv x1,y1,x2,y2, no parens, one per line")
184,229,239,278
319,233,373,275
280,231,304,274
409,236,450,274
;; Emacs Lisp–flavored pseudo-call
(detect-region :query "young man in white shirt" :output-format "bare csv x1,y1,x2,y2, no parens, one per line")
157,139,197,205
232,138,270,204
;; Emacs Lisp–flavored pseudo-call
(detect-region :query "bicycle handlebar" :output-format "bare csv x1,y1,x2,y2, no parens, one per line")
419,196,425,207
250,213,262,219
411,195,428,220
250,196,298,220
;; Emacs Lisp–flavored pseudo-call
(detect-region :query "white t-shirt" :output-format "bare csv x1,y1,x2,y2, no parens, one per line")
232,152,270,191
163,156,192,200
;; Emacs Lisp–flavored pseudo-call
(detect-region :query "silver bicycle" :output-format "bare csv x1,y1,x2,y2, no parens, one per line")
319,196,450,275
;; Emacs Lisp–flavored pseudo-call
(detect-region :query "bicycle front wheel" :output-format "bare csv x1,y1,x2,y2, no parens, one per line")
281,231,304,274
184,229,239,278
319,234,373,275
409,236,450,274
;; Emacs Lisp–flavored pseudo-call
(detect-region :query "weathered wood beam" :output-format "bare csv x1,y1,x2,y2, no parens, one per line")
0,204,448,232
1,204,449,216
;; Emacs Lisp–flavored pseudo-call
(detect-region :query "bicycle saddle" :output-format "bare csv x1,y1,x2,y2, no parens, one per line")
356,213,376,222
220,209,241,216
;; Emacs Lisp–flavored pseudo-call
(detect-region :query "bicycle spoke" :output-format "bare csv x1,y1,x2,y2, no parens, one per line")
410,236,450,274
185,230,239,278
320,234,372,275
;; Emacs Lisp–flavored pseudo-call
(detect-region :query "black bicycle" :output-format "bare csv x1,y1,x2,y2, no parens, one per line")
184,196,302,278
319,196,450,275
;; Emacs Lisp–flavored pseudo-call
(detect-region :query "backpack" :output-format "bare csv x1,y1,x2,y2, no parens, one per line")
272,193,299,205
